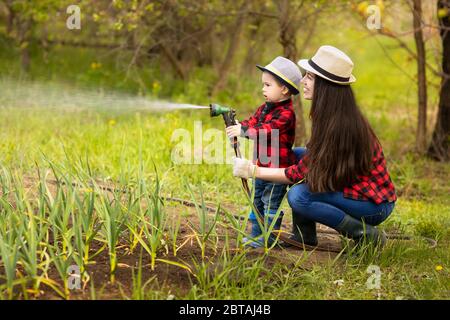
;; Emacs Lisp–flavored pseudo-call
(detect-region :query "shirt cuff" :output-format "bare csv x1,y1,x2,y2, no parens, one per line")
240,125,257,139
284,165,300,183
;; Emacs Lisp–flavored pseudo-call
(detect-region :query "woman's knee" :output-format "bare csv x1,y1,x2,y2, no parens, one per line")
287,183,312,209
364,201,396,226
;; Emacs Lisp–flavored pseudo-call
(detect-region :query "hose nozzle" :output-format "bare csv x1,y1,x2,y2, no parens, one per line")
210,104,232,117
209,103,236,127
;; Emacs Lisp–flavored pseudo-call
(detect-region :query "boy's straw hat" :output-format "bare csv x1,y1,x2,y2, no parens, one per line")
256,56,302,95
298,45,356,84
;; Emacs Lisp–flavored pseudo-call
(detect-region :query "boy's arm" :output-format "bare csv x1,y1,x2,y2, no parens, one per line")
241,108,295,140
238,105,263,140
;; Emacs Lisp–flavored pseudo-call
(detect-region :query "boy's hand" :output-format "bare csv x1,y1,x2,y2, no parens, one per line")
225,122,242,138
232,157,256,179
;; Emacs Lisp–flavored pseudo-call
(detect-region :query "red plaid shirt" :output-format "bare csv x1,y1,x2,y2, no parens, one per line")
284,142,397,204
240,99,296,168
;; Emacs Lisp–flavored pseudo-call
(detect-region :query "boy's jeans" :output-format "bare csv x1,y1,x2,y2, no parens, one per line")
245,178,287,246
249,178,287,221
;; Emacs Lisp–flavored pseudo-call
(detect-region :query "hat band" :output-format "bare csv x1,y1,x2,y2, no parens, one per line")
308,59,350,82
263,65,299,91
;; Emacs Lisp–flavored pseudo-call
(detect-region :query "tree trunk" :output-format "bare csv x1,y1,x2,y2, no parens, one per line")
210,2,249,96
241,16,264,76
297,14,318,58
427,0,450,161
412,0,428,153
293,95,307,146
276,0,298,61
276,0,306,146
5,0,15,36
19,19,31,73
160,43,187,81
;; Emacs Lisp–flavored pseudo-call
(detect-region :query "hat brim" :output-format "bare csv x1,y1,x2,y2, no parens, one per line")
297,59,356,85
256,65,300,95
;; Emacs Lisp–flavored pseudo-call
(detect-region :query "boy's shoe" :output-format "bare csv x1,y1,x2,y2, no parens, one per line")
280,213,318,248
335,214,386,248
242,218,263,247
243,213,284,248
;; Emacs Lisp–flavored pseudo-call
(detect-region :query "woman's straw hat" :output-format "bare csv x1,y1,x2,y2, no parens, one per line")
298,45,356,84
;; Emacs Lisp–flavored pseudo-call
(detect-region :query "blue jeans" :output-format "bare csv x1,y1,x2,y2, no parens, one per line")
287,147,395,228
248,178,287,221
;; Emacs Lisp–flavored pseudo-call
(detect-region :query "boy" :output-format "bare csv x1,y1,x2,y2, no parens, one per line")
226,56,302,247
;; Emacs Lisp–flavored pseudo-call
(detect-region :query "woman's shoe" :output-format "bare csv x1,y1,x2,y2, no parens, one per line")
280,212,318,247
335,214,386,248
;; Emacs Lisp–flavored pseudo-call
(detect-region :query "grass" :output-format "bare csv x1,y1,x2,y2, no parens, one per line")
185,180,220,260
0,22,449,300
0,90,448,299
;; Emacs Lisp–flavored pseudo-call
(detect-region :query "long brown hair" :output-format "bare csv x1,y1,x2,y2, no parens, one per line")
305,76,378,192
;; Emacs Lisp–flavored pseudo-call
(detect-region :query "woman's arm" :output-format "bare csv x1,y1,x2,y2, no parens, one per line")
255,166,293,184
232,157,293,184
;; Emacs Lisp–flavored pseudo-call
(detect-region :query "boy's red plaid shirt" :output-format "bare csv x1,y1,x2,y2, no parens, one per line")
240,99,297,168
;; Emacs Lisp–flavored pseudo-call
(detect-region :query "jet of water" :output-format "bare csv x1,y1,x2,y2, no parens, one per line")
0,78,210,112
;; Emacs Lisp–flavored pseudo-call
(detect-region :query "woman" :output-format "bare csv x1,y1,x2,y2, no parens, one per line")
232,45,397,248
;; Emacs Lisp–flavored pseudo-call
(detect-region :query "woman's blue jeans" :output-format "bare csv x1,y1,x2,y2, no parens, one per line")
288,147,395,228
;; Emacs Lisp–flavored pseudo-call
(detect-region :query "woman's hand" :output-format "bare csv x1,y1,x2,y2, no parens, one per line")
225,122,242,138
232,157,256,179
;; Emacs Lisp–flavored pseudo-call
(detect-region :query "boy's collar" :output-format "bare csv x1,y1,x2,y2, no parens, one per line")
265,98,292,109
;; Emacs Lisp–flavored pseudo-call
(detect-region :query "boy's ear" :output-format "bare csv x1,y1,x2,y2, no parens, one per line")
282,86,290,96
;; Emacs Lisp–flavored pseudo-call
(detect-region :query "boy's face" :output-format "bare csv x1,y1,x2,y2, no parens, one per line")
261,72,290,102
301,71,315,100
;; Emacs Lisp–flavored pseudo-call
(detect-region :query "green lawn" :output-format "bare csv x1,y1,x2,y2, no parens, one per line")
0,25,448,299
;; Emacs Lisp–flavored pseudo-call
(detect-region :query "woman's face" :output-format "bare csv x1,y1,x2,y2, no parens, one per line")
301,71,315,100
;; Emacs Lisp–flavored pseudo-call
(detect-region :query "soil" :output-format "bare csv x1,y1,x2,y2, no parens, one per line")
1,176,343,300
